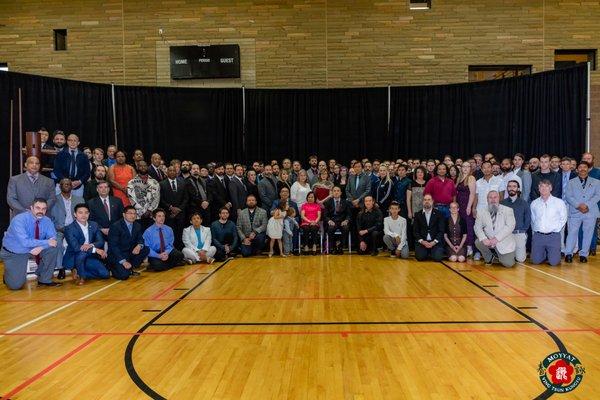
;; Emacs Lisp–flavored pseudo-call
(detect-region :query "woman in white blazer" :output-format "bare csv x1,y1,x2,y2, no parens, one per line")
182,213,217,264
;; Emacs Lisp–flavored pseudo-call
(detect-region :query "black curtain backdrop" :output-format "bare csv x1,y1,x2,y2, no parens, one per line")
114,86,243,164
0,65,587,231
390,65,587,160
245,87,388,163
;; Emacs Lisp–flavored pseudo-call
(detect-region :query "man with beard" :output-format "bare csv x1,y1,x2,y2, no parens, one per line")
180,160,192,180
186,164,211,225
412,194,445,261
290,160,302,184
498,158,521,199
83,165,110,201
258,164,278,211
0,198,61,289
50,178,84,279
528,157,540,173
236,194,268,257
228,164,248,220
207,163,231,221
474,190,516,267
307,155,319,185
159,165,188,249
500,180,530,263
512,153,532,201
530,180,568,266
127,161,160,231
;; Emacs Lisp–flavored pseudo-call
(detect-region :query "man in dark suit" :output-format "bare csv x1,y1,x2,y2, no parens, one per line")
258,164,278,211
185,164,211,226
207,163,231,221
148,153,166,182
88,181,124,239
53,134,91,198
63,203,109,285
346,161,371,248
228,164,248,221
159,165,188,248
107,205,149,280
413,194,445,261
323,186,352,254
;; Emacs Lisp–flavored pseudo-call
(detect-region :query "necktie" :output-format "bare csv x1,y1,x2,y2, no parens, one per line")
491,211,497,230
171,180,177,192
34,220,41,264
335,199,340,214
70,150,76,178
159,227,165,253
355,175,360,190
103,198,110,220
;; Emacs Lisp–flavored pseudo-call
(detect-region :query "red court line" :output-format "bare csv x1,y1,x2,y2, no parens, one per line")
151,266,201,300
1,334,101,399
0,327,598,337
470,266,531,297
0,293,598,303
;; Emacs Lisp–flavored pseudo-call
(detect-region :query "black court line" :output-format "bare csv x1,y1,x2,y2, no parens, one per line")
125,259,232,400
440,261,566,400
518,307,538,310
152,320,532,327
173,288,189,291
482,285,499,288
141,310,162,313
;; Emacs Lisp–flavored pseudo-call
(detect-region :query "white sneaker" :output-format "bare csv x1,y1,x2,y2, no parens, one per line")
467,246,473,257
473,253,481,261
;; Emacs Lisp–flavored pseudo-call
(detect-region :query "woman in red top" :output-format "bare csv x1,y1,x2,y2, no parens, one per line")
312,169,333,206
300,192,321,255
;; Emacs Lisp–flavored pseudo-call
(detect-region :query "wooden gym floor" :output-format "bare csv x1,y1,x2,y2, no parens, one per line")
0,254,598,399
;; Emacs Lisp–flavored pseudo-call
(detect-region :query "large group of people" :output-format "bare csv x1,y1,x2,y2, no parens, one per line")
2,127,599,290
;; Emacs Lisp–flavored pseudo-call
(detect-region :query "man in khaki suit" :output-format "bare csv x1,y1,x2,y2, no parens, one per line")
474,190,516,267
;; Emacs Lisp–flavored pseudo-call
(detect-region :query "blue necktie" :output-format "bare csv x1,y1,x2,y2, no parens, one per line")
69,150,76,178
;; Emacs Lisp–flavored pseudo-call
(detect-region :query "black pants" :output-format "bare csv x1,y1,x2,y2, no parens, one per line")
302,225,320,247
326,222,349,250
415,242,445,261
148,249,185,271
109,246,150,280
358,230,381,254
166,213,186,249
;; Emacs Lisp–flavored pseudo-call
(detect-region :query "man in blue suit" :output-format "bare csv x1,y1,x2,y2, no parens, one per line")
64,203,109,285
107,205,149,280
87,181,124,239
564,160,600,263
53,134,91,198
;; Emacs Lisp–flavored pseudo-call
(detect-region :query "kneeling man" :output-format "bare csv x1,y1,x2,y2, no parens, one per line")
474,191,516,267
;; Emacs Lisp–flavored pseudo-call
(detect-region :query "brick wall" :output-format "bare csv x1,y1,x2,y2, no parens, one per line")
0,0,598,149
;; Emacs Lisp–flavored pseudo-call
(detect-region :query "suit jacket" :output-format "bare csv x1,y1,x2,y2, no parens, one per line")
474,204,516,254
323,197,352,224
236,207,268,240
182,225,213,252
7,173,56,215
88,196,124,229
148,164,166,182
53,147,91,184
107,218,145,263
565,176,600,218
50,194,84,231
229,175,248,213
412,208,445,244
63,220,105,268
258,175,279,210
345,172,371,203
207,175,230,213
185,176,211,214
159,178,189,214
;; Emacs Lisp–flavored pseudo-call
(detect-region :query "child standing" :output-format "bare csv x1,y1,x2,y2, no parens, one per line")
267,204,285,257
283,207,299,256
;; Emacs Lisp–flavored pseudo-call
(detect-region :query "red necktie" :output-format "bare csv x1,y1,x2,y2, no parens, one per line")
34,220,41,264
159,227,165,253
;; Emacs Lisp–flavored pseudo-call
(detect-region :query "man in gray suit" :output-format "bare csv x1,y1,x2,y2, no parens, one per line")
258,164,278,211
50,178,84,278
236,194,268,257
7,156,56,217
512,153,532,201
564,160,600,263
228,164,248,220
474,190,517,267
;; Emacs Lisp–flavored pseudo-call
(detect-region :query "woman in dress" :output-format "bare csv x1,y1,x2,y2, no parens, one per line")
407,166,427,220
334,166,349,200
312,169,333,206
107,150,135,207
290,169,311,209
444,202,467,262
372,164,394,214
300,191,321,255
456,162,476,256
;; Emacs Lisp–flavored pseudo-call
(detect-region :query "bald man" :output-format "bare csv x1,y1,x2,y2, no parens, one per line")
7,156,56,217
53,133,91,197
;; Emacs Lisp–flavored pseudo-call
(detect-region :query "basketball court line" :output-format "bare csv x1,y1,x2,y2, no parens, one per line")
1,334,101,399
152,320,533,326
517,262,600,295
470,266,531,297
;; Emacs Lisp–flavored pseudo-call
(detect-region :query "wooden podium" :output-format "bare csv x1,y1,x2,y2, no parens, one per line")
22,131,57,172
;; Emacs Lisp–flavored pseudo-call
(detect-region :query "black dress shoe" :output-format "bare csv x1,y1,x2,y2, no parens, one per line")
57,268,66,280
591,249,596,256
130,271,141,276
371,250,379,256
580,256,588,263
565,255,573,263
38,281,62,287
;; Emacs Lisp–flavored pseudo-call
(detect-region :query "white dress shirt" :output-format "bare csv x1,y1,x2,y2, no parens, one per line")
499,172,522,199
530,195,568,233
476,176,503,210
62,195,73,225
76,221,96,253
